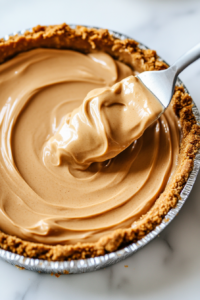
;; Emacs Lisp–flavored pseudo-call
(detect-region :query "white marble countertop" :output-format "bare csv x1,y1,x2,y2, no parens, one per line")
0,0,200,299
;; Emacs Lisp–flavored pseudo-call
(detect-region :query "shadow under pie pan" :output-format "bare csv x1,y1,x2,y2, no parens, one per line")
0,24,200,274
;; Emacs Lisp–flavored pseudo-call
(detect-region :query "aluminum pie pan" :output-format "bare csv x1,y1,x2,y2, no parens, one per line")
0,25,200,274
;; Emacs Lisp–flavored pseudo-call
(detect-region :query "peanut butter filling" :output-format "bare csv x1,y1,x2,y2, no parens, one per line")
44,75,163,169
0,48,179,245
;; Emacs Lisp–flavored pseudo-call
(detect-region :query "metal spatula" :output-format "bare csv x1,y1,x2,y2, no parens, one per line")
136,43,200,112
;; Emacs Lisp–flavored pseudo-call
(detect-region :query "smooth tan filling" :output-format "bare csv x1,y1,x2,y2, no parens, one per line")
44,75,163,169
0,48,179,245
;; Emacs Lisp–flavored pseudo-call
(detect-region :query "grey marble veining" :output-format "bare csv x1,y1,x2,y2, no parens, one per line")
0,0,200,299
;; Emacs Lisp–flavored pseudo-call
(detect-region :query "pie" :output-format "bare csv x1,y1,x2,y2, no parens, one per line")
0,24,199,261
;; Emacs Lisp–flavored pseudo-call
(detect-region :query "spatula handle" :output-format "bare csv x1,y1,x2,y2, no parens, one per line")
172,43,200,76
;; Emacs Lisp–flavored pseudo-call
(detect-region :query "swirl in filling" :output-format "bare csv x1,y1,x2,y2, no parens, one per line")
0,48,179,245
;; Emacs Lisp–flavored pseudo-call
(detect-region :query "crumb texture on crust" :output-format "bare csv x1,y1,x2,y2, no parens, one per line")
0,23,167,72
0,24,200,261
